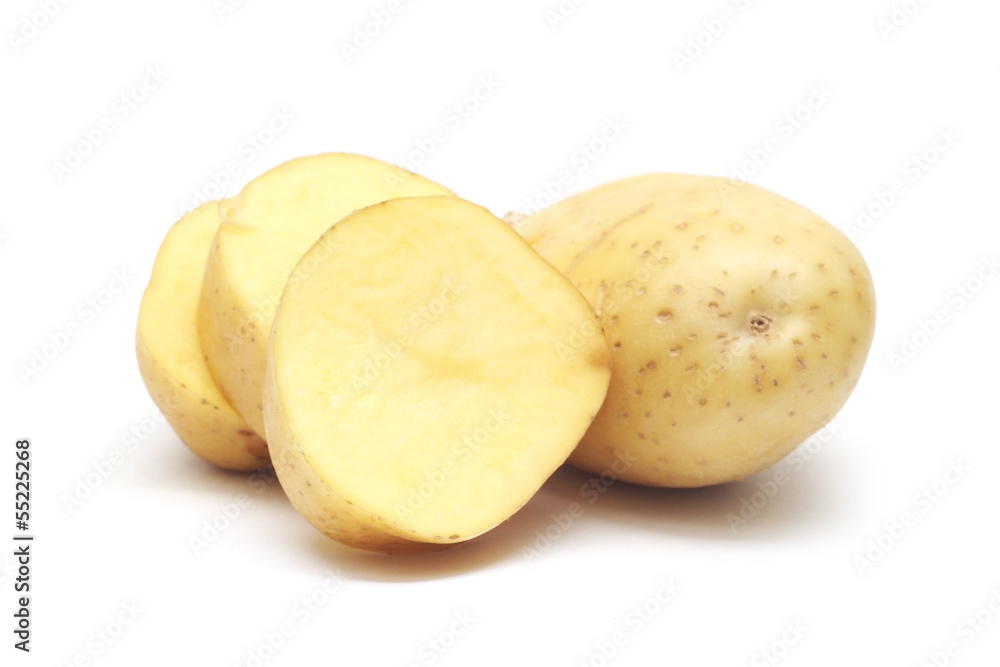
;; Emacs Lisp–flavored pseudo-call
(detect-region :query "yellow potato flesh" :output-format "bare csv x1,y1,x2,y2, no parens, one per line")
199,153,454,437
136,203,269,471
265,196,612,552
519,174,876,487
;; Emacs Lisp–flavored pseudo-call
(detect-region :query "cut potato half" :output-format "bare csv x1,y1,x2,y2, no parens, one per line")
136,202,269,471
265,196,612,552
199,153,454,437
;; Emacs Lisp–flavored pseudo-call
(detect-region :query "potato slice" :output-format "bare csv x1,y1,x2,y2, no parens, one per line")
199,153,454,437
517,174,876,487
136,203,269,471
265,196,612,552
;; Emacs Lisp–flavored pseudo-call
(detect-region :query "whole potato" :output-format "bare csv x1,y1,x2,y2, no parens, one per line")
517,174,876,487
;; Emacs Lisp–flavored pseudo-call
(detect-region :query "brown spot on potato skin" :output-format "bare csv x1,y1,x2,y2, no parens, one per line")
523,173,876,489
749,314,773,335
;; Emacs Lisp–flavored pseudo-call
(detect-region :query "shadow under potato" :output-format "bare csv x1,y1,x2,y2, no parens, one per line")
558,435,855,541
297,438,852,582
165,431,852,582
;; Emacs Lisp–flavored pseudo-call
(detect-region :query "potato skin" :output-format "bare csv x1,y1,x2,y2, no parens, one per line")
136,331,269,470
262,349,443,554
198,236,270,438
520,174,876,487
136,203,269,471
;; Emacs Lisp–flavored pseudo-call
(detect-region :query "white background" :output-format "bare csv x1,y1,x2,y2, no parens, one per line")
2,0,999,665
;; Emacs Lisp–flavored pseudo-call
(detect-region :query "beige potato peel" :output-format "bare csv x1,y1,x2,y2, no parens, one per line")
517,174,876,487
136,202,269,471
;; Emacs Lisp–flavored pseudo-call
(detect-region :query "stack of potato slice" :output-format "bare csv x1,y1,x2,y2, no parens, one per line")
137,153,875,553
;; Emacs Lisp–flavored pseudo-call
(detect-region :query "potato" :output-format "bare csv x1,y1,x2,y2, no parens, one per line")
264,196,612,552
517,174,876,487
199,153,454,437
136,202,269,471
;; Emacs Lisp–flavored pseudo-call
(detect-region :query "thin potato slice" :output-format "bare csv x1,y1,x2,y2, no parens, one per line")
265,196,612,552
136,203,269,471
199,153,454,437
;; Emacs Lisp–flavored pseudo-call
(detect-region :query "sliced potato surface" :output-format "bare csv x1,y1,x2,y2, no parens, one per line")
265,196,612,552
199,153,454,437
